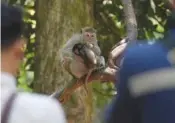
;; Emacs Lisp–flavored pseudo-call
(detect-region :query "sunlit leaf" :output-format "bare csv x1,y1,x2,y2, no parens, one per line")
156,24,164,33
150,0,156,13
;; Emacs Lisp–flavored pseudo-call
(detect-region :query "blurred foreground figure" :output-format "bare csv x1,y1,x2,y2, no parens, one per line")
105,1,175,123
1,4,67,123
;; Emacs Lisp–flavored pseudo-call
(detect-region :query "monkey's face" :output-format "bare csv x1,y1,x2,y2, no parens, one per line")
83,32,97,43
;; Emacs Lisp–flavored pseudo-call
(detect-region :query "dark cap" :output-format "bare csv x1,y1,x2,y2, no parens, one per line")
1,3,24,49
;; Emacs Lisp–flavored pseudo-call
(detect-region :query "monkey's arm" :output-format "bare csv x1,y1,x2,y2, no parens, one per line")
93,42,102,56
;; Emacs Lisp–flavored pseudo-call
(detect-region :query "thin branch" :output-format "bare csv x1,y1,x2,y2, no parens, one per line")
121,0,138,42
51,66,117,103
99,11,121,37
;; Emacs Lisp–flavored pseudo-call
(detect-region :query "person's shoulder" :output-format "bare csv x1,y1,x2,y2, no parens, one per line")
16,92,64,112
126,41,162,53
9,92,67,123
124,41,166,60
120,41,170,75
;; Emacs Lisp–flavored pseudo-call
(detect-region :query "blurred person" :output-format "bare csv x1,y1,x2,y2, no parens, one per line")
104,0,175,123
1,3,67,123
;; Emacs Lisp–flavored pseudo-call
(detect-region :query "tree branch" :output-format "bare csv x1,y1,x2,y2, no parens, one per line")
108,0,138,69
121,0,138,42
99,11,121,37
51,67,117,103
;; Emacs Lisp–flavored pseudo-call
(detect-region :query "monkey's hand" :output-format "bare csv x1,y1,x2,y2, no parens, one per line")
97,56,105,68
85,42,94,48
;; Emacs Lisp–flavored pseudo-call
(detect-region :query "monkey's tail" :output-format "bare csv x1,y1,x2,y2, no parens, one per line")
83,69,93,94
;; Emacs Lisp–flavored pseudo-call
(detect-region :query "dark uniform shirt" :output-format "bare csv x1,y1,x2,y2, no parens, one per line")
105,28,175,123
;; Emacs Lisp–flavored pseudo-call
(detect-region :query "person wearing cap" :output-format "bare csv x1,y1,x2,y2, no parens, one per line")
105,0,175,123
1,4,67,123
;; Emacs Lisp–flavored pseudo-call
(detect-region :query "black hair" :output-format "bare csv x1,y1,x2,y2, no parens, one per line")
1,3,24,50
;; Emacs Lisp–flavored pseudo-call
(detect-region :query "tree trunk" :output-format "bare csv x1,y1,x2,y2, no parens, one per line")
33,0,95,123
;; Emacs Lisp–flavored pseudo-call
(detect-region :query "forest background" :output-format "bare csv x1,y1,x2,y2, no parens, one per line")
4,0,171,123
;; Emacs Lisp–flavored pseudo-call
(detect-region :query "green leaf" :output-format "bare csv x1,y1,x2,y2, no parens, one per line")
150,0,156,13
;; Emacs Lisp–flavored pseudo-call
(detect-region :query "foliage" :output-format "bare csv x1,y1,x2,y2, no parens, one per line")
8,0,36,92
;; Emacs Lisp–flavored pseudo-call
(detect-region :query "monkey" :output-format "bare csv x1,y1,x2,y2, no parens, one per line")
59,27,105,94
81,27,105,68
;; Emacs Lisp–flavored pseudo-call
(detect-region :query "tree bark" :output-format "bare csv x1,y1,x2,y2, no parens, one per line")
33,0,95,123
